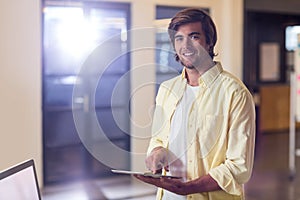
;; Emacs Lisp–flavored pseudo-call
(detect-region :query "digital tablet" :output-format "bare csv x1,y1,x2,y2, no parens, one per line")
111,169,181,179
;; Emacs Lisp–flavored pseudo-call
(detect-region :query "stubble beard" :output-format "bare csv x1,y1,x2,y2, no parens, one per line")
179,59,196,70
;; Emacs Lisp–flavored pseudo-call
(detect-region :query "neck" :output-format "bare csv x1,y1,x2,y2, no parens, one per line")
185,61,215,86
185,68,200,86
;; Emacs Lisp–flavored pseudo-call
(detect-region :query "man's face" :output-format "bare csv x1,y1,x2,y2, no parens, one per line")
173,22,210,69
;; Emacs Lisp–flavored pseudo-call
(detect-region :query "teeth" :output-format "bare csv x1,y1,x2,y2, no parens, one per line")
183,52,194,56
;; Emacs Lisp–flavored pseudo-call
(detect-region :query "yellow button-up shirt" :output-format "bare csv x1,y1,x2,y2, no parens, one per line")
148,62,256,200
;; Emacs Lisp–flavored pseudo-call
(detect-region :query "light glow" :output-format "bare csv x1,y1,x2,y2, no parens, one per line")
45,7,99,60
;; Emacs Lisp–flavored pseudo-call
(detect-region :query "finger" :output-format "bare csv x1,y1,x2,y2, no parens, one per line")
152,162,164,174
146,155,161,172
164,165,169,172
145,154,155,169
134,175,161,186
156,162,163,170
161,176,181,183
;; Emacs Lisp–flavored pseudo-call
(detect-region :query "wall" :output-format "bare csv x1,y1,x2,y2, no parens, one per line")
0,0,42,184
126,0,244,171
0,0,243,184
245,0,300,14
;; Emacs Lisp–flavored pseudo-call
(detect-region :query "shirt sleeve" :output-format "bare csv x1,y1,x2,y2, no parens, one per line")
147,84,170,156
209,89,256,195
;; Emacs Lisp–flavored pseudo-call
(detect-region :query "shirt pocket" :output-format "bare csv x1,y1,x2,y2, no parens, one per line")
198,115,224,158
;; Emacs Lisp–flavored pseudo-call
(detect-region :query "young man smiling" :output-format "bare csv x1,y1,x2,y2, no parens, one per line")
135,8,256,200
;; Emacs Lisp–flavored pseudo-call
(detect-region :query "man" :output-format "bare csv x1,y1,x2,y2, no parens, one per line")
134,8,255,200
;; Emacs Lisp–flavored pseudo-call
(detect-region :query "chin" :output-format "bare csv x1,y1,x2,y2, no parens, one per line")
179,60,194,69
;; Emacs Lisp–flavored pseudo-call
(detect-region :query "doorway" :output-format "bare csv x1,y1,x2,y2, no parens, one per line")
42,1,131,184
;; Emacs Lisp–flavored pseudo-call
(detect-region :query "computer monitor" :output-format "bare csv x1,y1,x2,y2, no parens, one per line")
0,159,41,200
286,25,300,51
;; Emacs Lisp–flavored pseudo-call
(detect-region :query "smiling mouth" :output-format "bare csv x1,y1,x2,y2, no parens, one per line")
182,52,195,57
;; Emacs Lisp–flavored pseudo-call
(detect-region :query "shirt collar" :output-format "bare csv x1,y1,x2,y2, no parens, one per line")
181,62,223,88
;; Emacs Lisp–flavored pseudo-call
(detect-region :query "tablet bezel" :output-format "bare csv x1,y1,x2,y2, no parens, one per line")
111,169,182,179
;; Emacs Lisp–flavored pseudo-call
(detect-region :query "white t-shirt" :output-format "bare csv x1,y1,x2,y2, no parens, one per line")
162,84,199,200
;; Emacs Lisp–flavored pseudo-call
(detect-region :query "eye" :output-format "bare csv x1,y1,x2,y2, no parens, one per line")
190,35,200,40
174,36,183,42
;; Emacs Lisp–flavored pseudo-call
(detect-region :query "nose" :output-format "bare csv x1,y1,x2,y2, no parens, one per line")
182,37,192,48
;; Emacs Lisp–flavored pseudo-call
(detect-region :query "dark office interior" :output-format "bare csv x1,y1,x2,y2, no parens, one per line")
1,0,300,199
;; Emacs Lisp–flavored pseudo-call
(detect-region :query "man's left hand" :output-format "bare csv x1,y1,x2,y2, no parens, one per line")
134,174,190,196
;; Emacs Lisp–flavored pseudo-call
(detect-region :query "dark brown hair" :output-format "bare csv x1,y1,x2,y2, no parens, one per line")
168,8,217,60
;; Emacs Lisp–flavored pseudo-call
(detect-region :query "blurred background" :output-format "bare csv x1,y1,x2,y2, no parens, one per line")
1,0,300,199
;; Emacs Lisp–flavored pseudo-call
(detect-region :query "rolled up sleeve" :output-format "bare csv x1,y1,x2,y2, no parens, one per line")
209,90,256,195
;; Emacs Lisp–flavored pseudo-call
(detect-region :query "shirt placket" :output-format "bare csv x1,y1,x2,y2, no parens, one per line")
186,83,206,183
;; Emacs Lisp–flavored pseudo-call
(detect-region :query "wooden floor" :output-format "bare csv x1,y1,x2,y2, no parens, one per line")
42,131,300,200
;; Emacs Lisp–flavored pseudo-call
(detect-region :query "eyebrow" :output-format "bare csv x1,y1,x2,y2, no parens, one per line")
174,32,201,38
188,32,201,37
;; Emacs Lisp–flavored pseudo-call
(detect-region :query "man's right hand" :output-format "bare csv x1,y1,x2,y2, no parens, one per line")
145,146,169,174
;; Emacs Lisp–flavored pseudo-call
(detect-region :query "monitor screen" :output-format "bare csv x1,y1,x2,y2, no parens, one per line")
0,160,41,200
286,25,300,51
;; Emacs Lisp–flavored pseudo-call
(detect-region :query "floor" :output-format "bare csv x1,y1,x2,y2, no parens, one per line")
42,131,300,200
42,175,156,200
